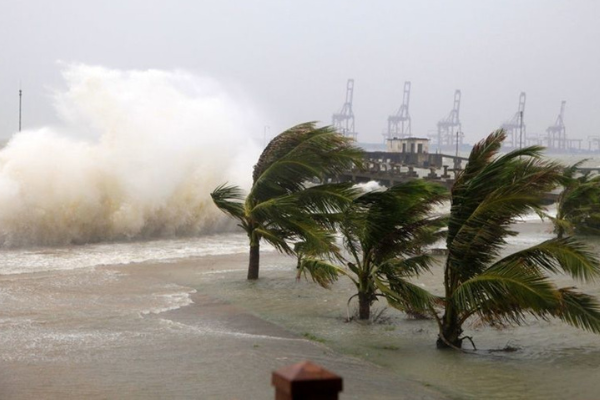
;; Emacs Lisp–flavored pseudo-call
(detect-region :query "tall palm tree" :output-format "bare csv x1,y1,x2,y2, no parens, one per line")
437,130,600,349
298,180,447,320
551,161,600,238
211,122,364,280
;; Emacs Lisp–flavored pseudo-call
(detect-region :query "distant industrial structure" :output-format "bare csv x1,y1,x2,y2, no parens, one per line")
431,89,462,152
544,101,569,150
501,92,526,148
330,79,588,153
385,81,412,140
331,79,357,140
522,100,582,151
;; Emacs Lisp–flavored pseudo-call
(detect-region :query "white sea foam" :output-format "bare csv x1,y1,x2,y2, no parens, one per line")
0,233,263,275
157,318,304,342
140,288,196,316
0,64,262,247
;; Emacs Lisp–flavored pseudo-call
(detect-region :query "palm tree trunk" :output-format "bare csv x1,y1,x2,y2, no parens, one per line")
439,260,463,349
358,292,371,320
248,243,260,280
437,309,463,349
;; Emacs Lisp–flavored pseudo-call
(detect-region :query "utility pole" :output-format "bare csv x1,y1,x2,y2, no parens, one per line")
19,86,22,132
519,110,524,148
456,130,460,157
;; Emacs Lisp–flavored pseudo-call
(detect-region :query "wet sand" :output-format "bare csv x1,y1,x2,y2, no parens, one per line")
0,251,447,400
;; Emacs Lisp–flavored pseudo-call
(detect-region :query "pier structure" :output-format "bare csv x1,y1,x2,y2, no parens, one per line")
336,150,467,189
385,81,412,141
431,90,462,152
501,92,526,148
524,133,543,147
588,136,600,151
332,79,358,140
334,150,559,203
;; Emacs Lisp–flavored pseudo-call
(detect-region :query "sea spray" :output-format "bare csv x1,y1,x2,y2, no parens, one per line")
0,64,262,247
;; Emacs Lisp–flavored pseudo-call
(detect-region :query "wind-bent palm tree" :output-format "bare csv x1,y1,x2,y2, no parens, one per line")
211,122,364,280
298,180,447,320
437,130,600,349
551,161,600,238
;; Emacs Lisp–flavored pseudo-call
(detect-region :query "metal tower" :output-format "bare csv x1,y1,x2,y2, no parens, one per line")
501,92,526,148
332,79,357,140
545,101,566,150
386,81,411,140
433,89,462,151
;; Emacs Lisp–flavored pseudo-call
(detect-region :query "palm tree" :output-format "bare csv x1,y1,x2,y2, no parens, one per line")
211,122,364,280
551,161,600,238
298,180,447,320
437,130,600,349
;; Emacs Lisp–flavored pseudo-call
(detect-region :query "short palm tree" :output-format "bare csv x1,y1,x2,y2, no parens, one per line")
551,161,600,238
211,122,364,280
298,180,448,320
437,130,600,349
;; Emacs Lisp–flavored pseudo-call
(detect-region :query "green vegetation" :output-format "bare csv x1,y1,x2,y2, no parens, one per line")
551,161,600,238
211,121,600,350
211,122,363,280
302,332,326,343
436,130,600,349
298,181,447,321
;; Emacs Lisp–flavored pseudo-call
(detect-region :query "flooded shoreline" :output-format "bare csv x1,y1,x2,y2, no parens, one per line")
0,218,598,399
0,252,446,399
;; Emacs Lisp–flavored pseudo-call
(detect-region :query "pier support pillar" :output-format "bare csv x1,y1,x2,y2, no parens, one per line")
442,165,450,179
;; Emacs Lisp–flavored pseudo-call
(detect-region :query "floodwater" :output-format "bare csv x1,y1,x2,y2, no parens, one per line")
0,219,598,399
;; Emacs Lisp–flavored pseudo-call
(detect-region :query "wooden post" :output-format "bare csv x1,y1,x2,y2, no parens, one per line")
272,361,343,400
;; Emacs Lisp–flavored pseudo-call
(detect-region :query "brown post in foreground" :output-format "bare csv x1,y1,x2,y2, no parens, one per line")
272,361,343,400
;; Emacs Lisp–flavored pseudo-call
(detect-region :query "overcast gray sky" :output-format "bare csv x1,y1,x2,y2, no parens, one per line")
0,0,599,144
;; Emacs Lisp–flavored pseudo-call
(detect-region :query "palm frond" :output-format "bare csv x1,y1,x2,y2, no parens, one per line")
298,258,347,288
250,123,364,202
452,261,559,322
294,182,360,212
210,184,246,221
552,287,600,334
554,165,600,236
379,254,436,278
356,180,448,263
374,275,439,315
254,227,295,255
491,237,600,283
447,132,563,281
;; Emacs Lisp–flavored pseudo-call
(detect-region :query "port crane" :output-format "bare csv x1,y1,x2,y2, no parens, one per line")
332,79,357,140
501,92,526,148
545,101,567,150
432,89,462,151
386,81,412,140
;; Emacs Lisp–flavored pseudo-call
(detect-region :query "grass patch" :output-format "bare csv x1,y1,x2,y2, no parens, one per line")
302,332,326,343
